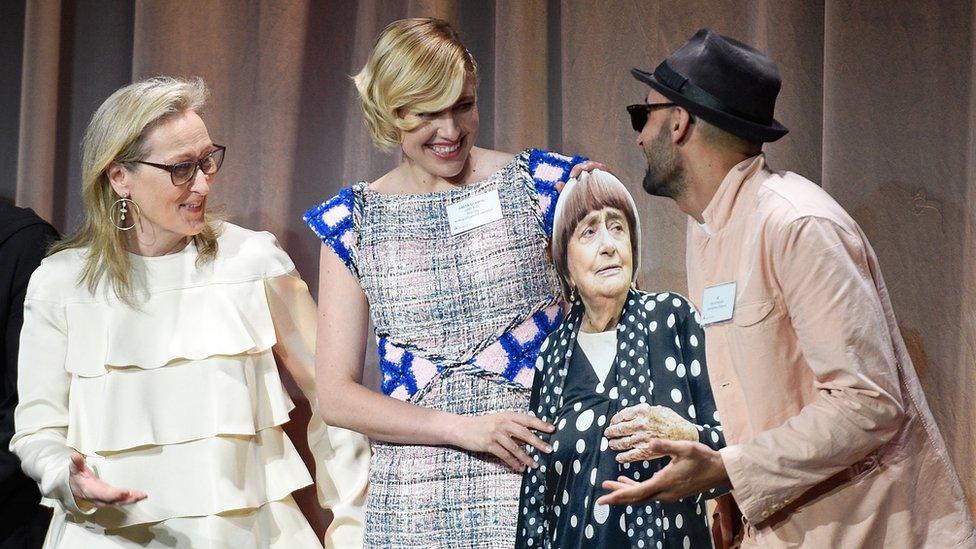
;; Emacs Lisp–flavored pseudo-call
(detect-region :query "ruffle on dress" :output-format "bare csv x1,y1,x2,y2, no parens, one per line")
63,279,277,377
66,352,293,455
54,259,312,529
49,497,320,548
79,429,311,530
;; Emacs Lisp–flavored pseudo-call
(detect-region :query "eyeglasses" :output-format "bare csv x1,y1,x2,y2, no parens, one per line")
134,145,226,186
626,103,676,132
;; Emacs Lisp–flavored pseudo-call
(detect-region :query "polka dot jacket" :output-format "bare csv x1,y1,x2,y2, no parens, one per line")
516,289,728,549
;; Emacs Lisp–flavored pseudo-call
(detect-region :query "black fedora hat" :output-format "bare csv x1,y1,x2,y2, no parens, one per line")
632,28,788,143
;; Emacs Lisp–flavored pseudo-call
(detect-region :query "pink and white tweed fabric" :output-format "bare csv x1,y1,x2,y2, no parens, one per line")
305,149,583,401
303,148,583,547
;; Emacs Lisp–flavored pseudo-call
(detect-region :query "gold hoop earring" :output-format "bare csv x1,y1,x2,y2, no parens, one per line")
112,196,137,231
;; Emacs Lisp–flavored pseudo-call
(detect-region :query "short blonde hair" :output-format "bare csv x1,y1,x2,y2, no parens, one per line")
353,18,477,150
50,76,221,303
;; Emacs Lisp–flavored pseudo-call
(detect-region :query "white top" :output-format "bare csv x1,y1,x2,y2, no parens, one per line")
576,329,617,384
11,223,369,548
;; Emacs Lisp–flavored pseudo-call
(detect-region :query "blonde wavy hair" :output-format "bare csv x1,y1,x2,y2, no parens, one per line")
353,17,477,150
50,76,221,302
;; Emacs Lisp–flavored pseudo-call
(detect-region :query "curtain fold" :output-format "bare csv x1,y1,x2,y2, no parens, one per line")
16,0,62,220
6,0,975,531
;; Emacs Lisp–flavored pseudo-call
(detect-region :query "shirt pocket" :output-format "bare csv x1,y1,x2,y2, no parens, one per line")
729,299,782,362
732,299,775,327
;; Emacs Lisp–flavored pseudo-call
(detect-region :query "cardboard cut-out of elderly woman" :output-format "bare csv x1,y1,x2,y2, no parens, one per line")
516,170,727,549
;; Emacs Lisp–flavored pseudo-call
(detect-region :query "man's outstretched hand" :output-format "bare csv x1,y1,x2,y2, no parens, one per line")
597,438,729,505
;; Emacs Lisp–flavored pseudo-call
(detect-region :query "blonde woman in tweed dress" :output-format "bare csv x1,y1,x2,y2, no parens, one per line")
303,18,600,548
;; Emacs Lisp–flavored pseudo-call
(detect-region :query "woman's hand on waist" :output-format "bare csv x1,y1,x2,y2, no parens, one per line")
68,452,147,509
447,412,555,473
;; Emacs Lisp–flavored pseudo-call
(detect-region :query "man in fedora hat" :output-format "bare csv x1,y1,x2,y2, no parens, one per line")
596,28,975,547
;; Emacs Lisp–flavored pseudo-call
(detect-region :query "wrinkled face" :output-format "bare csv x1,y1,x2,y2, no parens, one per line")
638,90,686,199
399,77,479,181
567,207,634,304
112,110,216,245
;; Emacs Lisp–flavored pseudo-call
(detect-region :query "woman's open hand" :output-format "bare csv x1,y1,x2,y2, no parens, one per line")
450,412,555,472
68,452,147,508
605,404,698,462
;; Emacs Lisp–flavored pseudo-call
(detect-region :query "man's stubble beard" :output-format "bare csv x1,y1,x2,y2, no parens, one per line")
641,122,686,200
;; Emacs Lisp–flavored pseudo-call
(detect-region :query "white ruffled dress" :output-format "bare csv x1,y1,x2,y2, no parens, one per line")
10,223,370,548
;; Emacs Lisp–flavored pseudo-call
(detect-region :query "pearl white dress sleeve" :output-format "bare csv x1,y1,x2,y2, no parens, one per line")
11,223,368,548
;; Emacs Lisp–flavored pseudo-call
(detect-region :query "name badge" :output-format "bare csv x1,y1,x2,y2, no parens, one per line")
446,189,504,236
701,282,736,325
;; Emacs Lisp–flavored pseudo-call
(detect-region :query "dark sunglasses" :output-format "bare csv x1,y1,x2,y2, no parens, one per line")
134,145,226,186
626,103,676,132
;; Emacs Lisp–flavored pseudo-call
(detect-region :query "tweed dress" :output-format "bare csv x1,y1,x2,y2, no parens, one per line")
304,149,582,547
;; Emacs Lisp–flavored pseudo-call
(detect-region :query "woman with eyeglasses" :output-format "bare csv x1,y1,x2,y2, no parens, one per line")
10,76,369,548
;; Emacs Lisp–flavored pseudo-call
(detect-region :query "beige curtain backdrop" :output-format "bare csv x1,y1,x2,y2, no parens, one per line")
4,0,974,536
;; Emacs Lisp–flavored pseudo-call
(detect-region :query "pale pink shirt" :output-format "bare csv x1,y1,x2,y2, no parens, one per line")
686,155,975,548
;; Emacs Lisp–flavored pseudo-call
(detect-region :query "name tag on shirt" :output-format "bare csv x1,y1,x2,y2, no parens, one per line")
701,282,736,325
446,189,504,236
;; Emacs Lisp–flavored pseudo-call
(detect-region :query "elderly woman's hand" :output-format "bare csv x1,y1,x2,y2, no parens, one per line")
68,452,148,508
605,404,698,463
